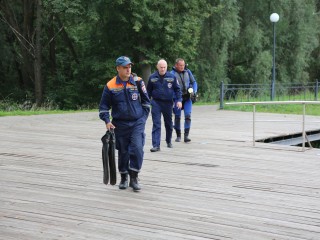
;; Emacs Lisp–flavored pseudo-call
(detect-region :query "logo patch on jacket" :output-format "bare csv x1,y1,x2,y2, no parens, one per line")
132,93,138,100
168,83,172,88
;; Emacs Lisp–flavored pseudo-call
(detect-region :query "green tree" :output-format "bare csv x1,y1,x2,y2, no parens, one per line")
102,0,209,82
196,0,320,102
196,0,240,101
1,0,319,109
275,0,320,84
0,0,36,99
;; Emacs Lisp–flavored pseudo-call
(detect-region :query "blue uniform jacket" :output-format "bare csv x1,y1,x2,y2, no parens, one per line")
99,75,151,123
147,71,182,102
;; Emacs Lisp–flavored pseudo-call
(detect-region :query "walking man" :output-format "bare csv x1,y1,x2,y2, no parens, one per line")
147,59,182,152
171,58,198,142
99,56,151,191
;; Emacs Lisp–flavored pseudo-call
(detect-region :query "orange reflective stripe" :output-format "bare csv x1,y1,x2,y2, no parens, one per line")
106,77,119,89
106,76,136,90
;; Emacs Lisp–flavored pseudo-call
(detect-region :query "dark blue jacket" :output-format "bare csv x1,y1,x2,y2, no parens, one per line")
99,75,151,123
147,71,182,102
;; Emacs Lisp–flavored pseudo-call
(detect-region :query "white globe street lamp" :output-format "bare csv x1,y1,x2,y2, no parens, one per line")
270,13,280,23
270,13,279,100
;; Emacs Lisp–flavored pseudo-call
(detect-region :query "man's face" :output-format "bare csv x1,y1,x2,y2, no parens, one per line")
157,60,167,76
175,60,185,73
117,64,132,80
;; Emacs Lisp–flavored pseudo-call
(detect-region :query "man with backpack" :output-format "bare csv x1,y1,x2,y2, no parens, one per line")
171,58,198,143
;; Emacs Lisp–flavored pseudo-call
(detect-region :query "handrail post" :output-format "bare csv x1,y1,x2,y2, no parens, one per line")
253,104,256,146
315,79,319,101
302,103,306,152
220,81,224,109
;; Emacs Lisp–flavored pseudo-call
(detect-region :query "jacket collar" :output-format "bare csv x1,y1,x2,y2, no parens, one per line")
116,75,136,85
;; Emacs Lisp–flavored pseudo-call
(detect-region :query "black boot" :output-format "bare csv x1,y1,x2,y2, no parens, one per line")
174,117,181,142
184,128,191,142
119,173,128,189
129,170,141,191
175,130,181,142
150,146,160,152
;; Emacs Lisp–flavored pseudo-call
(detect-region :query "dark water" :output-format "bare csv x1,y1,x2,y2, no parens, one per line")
296,140,320,148
256,129,320,149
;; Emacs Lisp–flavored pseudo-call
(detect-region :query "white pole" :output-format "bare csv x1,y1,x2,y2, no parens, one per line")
302,103,306,151
253,104,256,146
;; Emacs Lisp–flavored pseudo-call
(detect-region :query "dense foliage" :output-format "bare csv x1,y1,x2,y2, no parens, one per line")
0,0,319,109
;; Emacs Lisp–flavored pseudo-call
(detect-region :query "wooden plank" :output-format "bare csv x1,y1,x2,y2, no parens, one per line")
1,106,320,240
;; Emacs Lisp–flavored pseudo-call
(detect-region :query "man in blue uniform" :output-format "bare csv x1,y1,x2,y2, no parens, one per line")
171,58,198,142
147,59,182,152
99,56,151,191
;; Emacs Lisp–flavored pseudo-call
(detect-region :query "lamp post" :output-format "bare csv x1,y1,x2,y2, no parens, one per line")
270,13,279,101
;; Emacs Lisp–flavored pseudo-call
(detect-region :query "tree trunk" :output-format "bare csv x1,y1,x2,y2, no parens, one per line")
22,0,35,90
48,14,57,75
138,53,151,86
34,0,43,106
141,64,151,86
0,0,34,90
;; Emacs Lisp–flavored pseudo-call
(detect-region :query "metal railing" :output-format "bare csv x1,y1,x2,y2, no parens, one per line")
225,100,320,151
220,80,319,109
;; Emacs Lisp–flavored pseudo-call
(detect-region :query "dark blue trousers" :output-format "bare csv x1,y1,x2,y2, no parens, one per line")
113,118,146,173
151,99,173,147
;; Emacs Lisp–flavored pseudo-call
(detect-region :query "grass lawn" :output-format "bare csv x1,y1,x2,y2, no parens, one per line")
223,103,320,116
0,101,318,116
0,109,96,117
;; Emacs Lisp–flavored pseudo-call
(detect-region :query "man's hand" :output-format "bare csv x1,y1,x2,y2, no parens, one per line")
176,101,182,109
106,122,115,130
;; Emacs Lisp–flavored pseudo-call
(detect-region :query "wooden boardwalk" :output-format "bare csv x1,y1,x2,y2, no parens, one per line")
1,106,320,240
